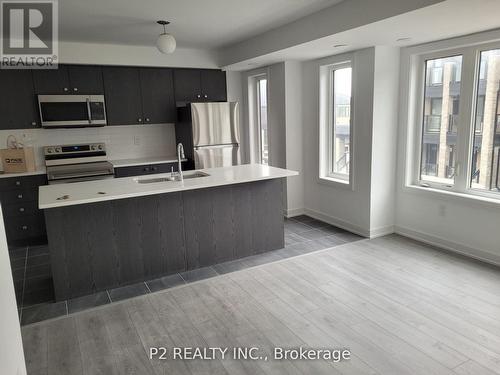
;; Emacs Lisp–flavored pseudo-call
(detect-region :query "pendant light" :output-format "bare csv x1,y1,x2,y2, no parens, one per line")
156,20,176,54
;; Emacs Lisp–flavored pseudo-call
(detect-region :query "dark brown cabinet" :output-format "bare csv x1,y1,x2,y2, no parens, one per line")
66,65,104,94
1,65,227,130
139,68,176,123
33,65,103,94
0,174,47,246
174,69,227,103
200,69,227,101
102,66,143,125
0,69,38,129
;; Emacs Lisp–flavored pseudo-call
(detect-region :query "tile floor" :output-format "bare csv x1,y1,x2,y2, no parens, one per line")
9,215,363,326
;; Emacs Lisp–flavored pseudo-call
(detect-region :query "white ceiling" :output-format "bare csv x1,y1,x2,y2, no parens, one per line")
223,0,500,70
58,0,344,49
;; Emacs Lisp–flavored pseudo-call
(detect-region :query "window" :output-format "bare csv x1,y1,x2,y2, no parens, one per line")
256,77,268,165
320,62,352,183
420,55,462,185
470,49,500,193
410,42,500,199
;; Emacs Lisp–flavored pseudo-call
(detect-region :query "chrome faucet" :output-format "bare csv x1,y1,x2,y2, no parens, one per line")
177,143,185,181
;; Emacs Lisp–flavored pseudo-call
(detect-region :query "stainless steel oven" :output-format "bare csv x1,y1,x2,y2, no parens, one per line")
38,95,107,128
44,143,114,184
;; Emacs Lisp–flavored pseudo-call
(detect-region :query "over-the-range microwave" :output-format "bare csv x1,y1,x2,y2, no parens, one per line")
38,94,107,128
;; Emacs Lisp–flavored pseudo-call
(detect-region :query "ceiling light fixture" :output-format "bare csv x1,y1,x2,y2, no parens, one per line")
156,20,176,54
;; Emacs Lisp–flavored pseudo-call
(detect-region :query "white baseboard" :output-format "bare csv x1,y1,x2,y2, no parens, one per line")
284,207,305,218
395,225,500,267
303,208,370,237
369,225,395,239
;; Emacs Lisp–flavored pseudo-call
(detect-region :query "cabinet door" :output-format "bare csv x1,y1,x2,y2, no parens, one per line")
102,67,143,125
200,69,227,101
32,65,70,94
174,69,201,103
67,65,104,94
0,70,39,129
140,68,176,124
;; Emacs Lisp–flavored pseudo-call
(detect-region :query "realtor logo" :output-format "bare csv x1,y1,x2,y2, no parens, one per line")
1,0,58,69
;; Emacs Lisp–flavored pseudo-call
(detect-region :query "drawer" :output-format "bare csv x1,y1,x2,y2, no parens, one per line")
2,201,39,217
5,215,46,242
0,174,46,190
0,187,38,203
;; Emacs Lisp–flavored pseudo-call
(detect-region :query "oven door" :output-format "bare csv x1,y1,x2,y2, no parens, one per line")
46,162,114,184
38,95,107,128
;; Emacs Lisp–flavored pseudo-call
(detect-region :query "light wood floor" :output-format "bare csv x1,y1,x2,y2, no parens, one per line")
21,235,500,375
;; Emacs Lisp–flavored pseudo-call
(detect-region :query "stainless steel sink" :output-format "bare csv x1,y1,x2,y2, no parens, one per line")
135,171,209,184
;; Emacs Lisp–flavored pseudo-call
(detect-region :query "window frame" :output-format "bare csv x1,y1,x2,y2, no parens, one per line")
409,40,500,201
255,75,268,165
319,60,354,186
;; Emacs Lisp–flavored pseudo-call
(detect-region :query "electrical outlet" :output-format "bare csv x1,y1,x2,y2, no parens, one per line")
134,136,141,146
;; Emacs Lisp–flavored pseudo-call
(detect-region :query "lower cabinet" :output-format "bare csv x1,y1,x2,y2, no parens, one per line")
114,162,189,178
0,175,47,246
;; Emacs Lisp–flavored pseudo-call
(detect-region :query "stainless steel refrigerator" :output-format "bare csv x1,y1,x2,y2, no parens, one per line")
190,102,240,169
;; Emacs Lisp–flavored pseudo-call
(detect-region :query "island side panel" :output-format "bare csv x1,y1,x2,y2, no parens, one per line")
44,179,285,300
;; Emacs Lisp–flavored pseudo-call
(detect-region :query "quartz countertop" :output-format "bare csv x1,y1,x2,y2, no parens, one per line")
39,164,298,209
110,155,184,168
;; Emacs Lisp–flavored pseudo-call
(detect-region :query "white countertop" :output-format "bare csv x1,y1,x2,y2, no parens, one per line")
0,167,46,179
110,155,183,168
39,164,298,209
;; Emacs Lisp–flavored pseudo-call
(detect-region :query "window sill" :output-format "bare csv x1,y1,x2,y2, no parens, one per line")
318,176,352,190
404,184,500,209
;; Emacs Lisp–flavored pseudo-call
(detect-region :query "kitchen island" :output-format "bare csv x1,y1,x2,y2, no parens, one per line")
39,164,298,300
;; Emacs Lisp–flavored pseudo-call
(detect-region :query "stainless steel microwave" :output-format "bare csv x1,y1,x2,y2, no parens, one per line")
38,95,107,128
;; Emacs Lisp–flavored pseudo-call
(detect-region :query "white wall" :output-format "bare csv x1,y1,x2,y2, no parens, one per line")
284,61,304,215
395,31,500,265
370,46,400,237
0,124,177,171
0,209,27,375
302,48,375,236
225,71,246,162
60,41,218,68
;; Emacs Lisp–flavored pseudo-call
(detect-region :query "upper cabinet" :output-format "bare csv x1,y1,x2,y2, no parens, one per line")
200,69,227,102
174,69,227,103
139,68,176,124
0,65,227,130
32,65,103,94
0,70,38,129
102,66,143,126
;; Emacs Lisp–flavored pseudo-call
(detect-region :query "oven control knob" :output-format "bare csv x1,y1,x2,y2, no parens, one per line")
55,147,61,153
98,145,103,150
47,148,53,154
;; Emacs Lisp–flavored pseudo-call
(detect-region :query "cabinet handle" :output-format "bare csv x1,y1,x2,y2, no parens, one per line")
15,181,21,186
31,121,37,126
17,194,23,199
22,225,28,230
73,87,78,92
138,118,142,122
63,87,69,92
19,207,25,212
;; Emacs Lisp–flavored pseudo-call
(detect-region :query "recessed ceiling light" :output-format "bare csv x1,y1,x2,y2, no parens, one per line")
396,37,412,42
333,44,347,48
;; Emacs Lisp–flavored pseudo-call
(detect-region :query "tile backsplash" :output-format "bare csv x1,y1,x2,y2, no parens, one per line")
0,123,177,171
